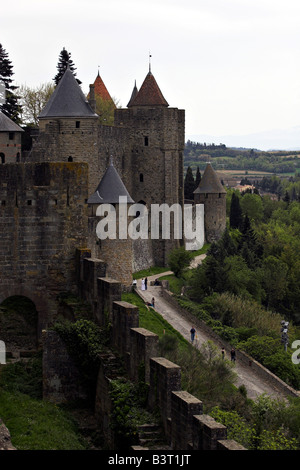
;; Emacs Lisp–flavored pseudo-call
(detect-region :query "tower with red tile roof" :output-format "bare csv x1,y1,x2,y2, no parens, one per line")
114,69,185,265
93,70,115,106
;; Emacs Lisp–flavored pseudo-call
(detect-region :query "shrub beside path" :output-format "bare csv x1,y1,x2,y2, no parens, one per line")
137,256,297,401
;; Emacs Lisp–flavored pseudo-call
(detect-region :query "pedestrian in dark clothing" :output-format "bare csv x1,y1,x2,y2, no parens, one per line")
145,277,148,290
190,326,196,343
231,348,236,362
221,347,225,360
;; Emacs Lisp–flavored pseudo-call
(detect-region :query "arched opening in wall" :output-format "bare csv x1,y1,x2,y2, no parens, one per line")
0,296,38,354
0,153,5,164
135,200,147,217
68,156,73,162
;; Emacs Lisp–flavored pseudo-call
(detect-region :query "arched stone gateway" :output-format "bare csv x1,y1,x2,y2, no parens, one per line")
0,287,51,348
0,295,38,353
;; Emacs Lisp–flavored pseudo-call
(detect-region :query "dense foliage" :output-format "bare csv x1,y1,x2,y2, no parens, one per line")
53,47,81,85
0,43,22,123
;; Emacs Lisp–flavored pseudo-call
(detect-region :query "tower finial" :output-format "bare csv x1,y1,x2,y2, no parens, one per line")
149,52,152,73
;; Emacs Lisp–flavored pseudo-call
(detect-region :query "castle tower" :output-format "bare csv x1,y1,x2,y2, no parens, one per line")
0,111,23,163
36,68,100,192
114,69,185,266
93,70,116,107
193,163,226,242
87,160,134,288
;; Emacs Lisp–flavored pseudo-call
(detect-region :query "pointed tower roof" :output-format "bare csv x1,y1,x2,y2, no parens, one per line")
93,71,115,106
0,111,24,132
127,80,138,107
194,163,226,194
39,68,98,119
128,71,168,107
87,160,134,204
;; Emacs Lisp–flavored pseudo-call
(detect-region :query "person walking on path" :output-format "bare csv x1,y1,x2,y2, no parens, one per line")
141,278,145,291
145,277,148,290
231,348,236,362
190,326,196,343
221,347,225,360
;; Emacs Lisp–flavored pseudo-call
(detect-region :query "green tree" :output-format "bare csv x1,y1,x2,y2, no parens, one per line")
261,256,288,309
195,166,201,188
239,215,263,267
184,166,195,200
229,192,243,229
19,83,54,125
167,246,192,278
0,43,22,123
240,192,263,222
53,47,81,86
95,95,119,126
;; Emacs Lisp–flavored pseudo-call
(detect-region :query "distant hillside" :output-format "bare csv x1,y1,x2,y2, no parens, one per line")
184,140,300,178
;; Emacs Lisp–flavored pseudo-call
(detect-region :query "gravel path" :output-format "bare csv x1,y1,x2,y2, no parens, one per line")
137,258,292,401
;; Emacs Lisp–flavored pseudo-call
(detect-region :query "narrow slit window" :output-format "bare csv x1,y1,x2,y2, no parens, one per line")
144,136,149,146
140,173,144,183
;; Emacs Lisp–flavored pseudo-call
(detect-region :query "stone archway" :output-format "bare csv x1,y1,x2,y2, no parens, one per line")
0,285,52,353
0,295,38,354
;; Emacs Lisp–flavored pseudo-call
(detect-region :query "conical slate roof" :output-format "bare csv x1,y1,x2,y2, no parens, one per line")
0,111,24,132
127,80,138,107
194,163,226,194
128,71,168,107
87,161,134,204
39,68,98,119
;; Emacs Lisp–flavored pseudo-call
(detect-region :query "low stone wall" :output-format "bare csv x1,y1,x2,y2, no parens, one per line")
161,287,299,399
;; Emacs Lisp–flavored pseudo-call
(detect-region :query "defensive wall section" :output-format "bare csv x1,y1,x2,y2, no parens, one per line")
42,254,246,450
0,162,89,337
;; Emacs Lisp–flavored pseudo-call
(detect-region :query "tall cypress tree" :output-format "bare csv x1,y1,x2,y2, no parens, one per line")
53,47,81,86
184,166,195,200
195,166,201,188
0,43,22,124
229,192,243,230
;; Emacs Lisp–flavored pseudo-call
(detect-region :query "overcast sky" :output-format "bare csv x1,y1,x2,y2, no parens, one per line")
1,0,300,149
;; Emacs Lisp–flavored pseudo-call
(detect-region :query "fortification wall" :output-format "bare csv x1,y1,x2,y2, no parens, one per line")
33,118,100,193
42,255,245,450
0,132,22,164
0,162,89,335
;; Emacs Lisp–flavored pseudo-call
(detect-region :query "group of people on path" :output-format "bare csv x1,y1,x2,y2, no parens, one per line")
190,327,236,362
135,277,238,364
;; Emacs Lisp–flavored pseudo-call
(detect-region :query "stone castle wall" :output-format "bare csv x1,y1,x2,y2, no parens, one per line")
0,131,22,164
0,162,89,336
41,255,245,450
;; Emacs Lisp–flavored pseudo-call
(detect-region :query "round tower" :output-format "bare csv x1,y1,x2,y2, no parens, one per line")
193,163,226,243
87,160,134,289
36,68,99,193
